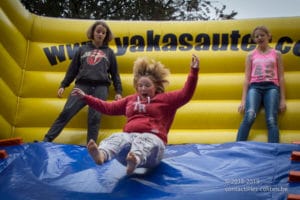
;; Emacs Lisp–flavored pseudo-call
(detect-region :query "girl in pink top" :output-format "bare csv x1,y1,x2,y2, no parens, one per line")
72,55,199,174
237,26,286,143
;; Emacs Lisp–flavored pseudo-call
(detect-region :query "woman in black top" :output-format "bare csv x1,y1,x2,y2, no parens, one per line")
43,20,123,143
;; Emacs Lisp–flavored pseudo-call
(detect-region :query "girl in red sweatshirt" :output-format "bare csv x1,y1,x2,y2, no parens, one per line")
72,54,199,174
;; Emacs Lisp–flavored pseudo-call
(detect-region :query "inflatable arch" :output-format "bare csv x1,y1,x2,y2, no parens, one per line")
1,0,300,145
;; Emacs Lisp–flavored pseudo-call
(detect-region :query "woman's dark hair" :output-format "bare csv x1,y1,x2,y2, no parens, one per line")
86,20,114,45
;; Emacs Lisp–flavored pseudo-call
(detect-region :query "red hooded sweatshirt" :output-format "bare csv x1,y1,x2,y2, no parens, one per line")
83,67,198,144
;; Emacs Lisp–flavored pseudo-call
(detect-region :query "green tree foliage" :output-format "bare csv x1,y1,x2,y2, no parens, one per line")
20,0,237,20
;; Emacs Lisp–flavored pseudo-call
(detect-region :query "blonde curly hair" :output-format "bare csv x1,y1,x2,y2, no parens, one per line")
133,57,170,94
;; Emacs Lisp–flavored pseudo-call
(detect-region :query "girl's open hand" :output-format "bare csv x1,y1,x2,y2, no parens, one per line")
190,54,200,69
71,88,86,99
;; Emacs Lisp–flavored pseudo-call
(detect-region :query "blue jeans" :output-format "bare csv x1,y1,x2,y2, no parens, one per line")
236,82,280,143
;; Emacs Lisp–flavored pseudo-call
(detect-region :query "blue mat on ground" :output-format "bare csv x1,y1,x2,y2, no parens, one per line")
0,141,300,200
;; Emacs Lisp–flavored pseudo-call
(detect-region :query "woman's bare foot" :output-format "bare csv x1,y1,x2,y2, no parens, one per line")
87,139,105,165
126,152,140,175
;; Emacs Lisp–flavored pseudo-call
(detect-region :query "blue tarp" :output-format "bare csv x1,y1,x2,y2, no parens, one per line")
0,141,300,200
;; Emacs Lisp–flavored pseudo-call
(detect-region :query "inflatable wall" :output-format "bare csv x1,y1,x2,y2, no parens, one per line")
1,0,300,145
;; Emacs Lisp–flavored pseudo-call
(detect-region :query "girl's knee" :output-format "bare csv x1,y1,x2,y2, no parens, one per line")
244,110,256,124
266,116,278,127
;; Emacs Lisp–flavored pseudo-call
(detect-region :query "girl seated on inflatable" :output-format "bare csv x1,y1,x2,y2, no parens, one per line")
71,54,200,174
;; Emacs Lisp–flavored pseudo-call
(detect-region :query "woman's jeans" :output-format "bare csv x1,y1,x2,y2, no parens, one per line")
236,82,280,143
44,83,109,143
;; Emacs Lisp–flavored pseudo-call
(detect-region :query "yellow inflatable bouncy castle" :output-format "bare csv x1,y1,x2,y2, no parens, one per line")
1,0,300,145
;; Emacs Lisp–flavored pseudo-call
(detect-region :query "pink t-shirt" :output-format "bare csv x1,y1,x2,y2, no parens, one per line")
250,48,279,86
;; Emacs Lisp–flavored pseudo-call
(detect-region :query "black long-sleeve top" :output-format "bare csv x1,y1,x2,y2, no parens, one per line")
60,42,122,94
